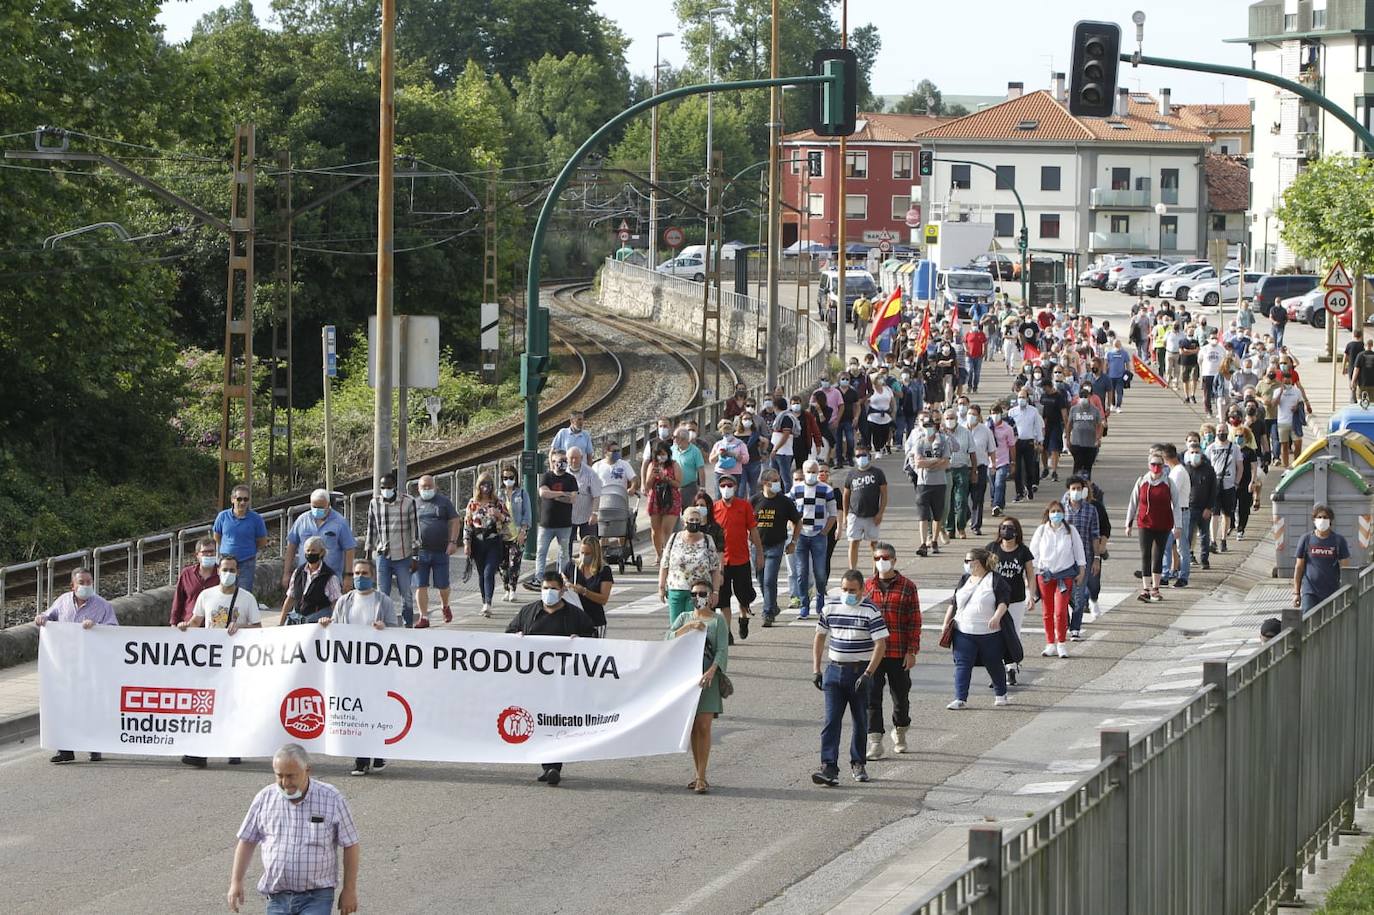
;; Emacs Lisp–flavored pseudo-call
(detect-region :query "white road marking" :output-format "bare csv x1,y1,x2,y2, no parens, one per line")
660,832,798,915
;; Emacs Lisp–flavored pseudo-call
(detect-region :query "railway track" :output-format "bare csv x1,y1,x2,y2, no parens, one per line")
1,280,739,622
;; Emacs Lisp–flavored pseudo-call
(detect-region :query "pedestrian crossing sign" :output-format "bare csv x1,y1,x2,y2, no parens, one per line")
1323,261,1354,290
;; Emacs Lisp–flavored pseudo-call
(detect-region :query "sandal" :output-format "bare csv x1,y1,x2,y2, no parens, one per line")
916,544,929,557
695,780,710,794
1150,588,1163,602
1137,589,1151,602
687,780,699,790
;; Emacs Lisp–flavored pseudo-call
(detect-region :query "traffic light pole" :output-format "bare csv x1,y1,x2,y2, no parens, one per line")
520,73,834,560
931,157,1029,305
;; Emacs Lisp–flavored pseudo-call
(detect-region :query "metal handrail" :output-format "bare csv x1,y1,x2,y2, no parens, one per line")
897,856,991,915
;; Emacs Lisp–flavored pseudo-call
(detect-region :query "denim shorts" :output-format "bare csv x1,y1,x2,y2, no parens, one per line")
414,549,450,588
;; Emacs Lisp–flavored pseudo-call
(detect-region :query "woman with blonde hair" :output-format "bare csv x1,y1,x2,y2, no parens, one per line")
464,470,510,618
564,535,615,638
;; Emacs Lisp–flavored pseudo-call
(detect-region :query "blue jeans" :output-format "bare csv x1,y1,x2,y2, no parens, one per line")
787,548,801,604
795,532,829,614
535,526,572,582
1162,507,1192,583
472,537,502,603
1070,559,1101,631
991,464,1010,509
757,542,786,616
1272,322,1286,348
1110,378,1125,408
236,556,258,595
1190,509,1212,562
770,454,794,484
821,662,870,766
952,629,1006,701
266,887,334,915
968,356,984,391
740,461,762,501
837,420,855,465
376,555,414,626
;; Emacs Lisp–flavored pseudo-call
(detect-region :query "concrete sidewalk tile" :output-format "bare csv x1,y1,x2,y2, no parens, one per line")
825,825,971,915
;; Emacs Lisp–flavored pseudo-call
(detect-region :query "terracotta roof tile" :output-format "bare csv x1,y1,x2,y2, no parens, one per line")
783,111,951,143
1205,154,1250,212
1177,103,1252,132
912,90,1212,144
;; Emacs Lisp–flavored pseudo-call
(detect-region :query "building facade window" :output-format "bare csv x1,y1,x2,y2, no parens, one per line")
1160,215,1178,250
1357,97,1374,152
845,195,868,219
891,195,910,221
1111,167,1131,190
845,150,868,179
1359,37,1374,72
951,164,971,189
1211,214,1228,231
789,150,802,174
1110,214,1130,234
1160,168,1179,205
1041,166,1061,191
995,165,1016,190
808,150,824,177
1283,13,1296,31
1040,213,1061,239
1312,9,1327,29
994,213,1015,238
892,152,913,179
807,193,824,218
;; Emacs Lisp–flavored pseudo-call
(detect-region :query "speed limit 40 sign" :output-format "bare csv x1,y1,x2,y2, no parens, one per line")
1326,287,1353,315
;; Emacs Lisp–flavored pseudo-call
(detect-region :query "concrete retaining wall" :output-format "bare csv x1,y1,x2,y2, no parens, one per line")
598,261,798,362
0,560,285,670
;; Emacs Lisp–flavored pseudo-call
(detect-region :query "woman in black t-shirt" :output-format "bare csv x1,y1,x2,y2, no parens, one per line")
564,536,615,638
986,516,1037,685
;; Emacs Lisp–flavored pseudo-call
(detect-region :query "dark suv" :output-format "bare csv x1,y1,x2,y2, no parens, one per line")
1253,274,1318,314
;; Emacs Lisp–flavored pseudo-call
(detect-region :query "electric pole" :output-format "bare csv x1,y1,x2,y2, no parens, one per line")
373,0,396,494
764,0,782,389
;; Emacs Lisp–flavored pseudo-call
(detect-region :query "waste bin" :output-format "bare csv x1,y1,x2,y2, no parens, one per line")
1270,455,1374,577
1293,430,1374,485
1328,404,1374,440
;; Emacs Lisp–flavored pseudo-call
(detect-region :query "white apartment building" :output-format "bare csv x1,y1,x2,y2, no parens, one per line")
1239,0,1374,270
913,82,1216,260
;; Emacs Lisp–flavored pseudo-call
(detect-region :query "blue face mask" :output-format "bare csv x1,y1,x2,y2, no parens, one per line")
354,576,375,592
1049,512,1064,525
310,507,328,519
842,592,860,607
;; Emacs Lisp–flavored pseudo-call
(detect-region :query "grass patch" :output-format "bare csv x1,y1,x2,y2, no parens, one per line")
1318,837,1374,913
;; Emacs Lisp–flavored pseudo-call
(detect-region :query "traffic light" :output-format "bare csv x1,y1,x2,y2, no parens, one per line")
1067,21,1121,117
810,49,857,137
520,353,549,396
918,150,933,177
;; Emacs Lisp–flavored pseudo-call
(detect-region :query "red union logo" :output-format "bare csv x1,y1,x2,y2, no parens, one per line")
280,687,325,740
496,706,534,744
120,686,216,715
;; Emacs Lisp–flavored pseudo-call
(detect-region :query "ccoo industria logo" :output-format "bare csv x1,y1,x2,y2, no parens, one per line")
280,687,326,740
121,686,216,715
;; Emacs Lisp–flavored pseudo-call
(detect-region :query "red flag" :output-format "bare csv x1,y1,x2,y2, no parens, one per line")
912,305,932,355
867,287,903,352
1022,341,1041,365
1131,353,1169,389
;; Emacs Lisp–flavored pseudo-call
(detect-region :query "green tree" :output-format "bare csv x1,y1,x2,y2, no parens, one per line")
893,79,944,115
513,52,631,166
1276,154,1374,320
849,24,882,112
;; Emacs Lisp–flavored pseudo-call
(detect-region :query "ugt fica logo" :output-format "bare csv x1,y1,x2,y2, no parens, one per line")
496,706,534,744
280,687,325,740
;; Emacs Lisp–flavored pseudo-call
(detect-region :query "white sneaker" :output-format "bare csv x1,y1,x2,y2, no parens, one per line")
1042,644,1057,657
995,694,1012,706
946,699,967,710
1056,643,1069,658
481,603,492,618
1088,599,1100,618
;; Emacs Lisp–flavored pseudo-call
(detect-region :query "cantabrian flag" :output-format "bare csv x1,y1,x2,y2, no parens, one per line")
1022,341,1042,365
1131,353,1169,389
867,287,903,352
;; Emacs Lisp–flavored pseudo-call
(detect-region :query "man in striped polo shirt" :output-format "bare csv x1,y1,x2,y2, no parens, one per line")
811,569,889,786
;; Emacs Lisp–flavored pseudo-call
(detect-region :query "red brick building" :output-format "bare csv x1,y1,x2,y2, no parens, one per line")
780,112,949,248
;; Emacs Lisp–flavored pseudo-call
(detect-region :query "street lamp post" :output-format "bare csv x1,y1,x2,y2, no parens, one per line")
649,31,673,269
1155,201,1168,259
704,7,729,263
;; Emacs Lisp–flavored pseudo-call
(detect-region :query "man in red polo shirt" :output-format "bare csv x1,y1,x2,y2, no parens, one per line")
171,537,221,626
713,476,765,640
963,323,988,394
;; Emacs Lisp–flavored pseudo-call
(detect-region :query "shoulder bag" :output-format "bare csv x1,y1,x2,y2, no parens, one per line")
703,623,734,699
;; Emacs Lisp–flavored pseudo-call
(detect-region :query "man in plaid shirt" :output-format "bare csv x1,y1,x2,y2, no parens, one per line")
863,541,921,759
1059,475,1102,642
364,471,420,627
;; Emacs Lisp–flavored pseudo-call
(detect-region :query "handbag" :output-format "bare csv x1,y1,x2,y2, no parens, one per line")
939,616,956,649
1000,611,1025,664
704,623,734,699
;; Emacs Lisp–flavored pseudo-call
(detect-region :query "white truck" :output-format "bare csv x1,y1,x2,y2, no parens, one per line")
926,220,997,275
936,268,998,318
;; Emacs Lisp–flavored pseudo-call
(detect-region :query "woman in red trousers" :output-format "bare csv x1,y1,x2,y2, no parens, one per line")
1029,501,1086,658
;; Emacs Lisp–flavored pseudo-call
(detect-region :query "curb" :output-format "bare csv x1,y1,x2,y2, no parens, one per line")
0,711,39,747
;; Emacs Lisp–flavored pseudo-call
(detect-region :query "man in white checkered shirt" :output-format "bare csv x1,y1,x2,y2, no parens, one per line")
229,744,361,914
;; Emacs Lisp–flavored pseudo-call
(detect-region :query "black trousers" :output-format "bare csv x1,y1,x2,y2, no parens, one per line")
1069,444,1099,478
968,464,988,533
1014,439,1039,498
867,656,913,733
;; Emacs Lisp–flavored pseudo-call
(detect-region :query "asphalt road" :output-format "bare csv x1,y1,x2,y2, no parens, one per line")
0,288,1276,914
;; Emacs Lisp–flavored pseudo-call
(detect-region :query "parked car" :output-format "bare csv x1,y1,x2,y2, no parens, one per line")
971,253,1019,280
1187,272,1263,306
1301,277,1374,327
1253,274,1320,316
656,255,705,281
1159,266,1219,300
1079,254,1123,288
819,268,880,321
1137,261,1210,297
1104,257,1170,292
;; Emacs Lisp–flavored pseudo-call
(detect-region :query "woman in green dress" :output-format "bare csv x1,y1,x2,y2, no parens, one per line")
667,577,728,794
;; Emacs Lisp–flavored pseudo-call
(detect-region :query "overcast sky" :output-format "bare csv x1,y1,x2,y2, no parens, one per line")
158,0,1255,104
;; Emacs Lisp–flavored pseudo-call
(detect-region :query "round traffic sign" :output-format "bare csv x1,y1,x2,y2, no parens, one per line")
1326,287,1353,315
904,205,922,228
878,240,892,253
617,230,630,242
663,226,685,247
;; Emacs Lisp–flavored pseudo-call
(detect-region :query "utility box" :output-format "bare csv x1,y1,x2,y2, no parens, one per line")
1294,431,1374,487
1269,456,1374,577
1328,404,1374,442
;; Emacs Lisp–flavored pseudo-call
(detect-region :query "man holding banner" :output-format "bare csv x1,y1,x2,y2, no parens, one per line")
37,567,117,765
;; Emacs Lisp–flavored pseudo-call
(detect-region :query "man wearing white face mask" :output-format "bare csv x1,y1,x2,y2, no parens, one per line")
843,445,888,570
862,543,920,759
752,469,800,626
507,570,597,786
904,412,952,557
38,567,118,764
414,474,460,624
181,554,262,768
365,472,419,627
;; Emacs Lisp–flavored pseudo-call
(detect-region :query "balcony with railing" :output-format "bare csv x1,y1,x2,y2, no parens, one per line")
1089,230,1150,251
1090,187,1152,208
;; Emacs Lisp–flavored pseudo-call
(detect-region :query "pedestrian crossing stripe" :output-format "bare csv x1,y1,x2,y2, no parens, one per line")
785,589,1135,630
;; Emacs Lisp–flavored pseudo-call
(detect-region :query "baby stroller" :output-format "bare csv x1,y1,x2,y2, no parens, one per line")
598,489,643,573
